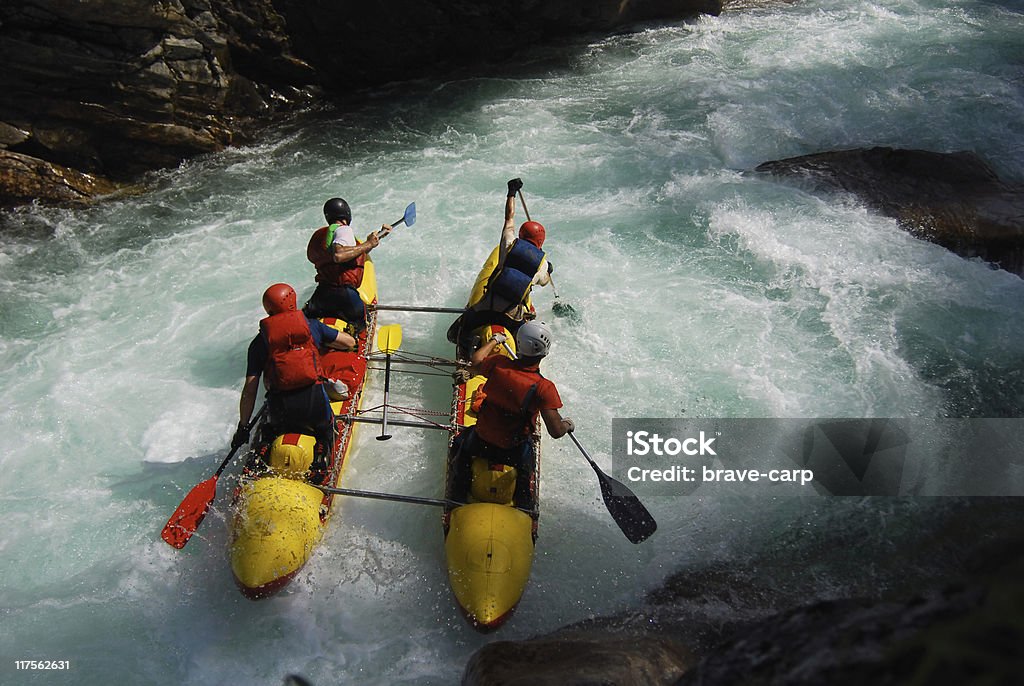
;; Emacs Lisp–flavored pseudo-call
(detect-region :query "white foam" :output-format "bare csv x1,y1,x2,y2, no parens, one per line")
1,1,1022,682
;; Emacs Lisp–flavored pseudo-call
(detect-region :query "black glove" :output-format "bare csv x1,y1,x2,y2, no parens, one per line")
547,261,554,275
231,424,250,449
507,178,523,198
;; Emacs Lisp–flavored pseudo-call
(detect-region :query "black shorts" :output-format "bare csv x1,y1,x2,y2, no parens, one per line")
266,384,336,448
303,284,366,330
450,427,535,504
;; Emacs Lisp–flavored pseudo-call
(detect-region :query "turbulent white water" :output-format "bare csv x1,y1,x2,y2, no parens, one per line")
2,1,1023,683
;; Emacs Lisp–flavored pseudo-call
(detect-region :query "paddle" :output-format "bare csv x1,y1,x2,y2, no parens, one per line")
376,324,403,441
380,202,416,239
500,340,518,359
160,404,266,549
567,431,657,544
548,274,580,322
516,190,578,321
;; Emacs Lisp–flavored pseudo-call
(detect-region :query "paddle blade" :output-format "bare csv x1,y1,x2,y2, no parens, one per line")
160,476,218,549
593,468,658,544
568,431,656,544
552,300,580,323
392,202,416,229
377,324,403,354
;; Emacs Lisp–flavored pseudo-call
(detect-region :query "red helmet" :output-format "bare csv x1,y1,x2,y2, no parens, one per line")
519,221,546,247
262,283,297,315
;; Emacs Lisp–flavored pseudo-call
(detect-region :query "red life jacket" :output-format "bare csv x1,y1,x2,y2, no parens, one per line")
259,310,323,392
476,360,544,449
307,225,365,288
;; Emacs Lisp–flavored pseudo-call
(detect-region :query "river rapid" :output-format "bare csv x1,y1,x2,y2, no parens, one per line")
1,1,1022,684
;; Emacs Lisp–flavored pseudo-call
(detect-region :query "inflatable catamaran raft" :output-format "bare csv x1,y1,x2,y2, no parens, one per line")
159,203,415,597
226,259,379,598
161,198,654,623
160,256,381,598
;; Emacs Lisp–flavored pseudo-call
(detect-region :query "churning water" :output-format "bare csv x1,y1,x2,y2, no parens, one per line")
2,0,1023,683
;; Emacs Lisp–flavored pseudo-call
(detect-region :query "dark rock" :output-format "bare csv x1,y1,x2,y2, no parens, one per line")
674,551,1024,686
464,499,1024,686
755,147,1024,276
0,150,119,207
273,0,722,90
463,633,694,686
0,0,318,207
0,0,721,210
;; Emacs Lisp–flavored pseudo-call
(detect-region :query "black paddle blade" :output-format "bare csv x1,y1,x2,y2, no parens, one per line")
595,469,658,544
552,300,580,323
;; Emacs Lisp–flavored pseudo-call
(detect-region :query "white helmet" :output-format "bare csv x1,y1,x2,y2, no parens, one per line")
515,320,552,358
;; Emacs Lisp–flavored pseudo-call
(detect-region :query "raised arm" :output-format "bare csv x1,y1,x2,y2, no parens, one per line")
331,227,388,263
468,334,506,371
499,178,523,263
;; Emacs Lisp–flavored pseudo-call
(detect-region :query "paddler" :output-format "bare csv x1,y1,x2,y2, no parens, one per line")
303,197,391,330
449,178,552,347
233,283,356,481
453,320,574,500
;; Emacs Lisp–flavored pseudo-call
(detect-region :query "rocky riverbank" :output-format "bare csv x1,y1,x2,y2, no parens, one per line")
7,5,1020,278
756,147,1024,277
0,0,720,208
462,498,1024,686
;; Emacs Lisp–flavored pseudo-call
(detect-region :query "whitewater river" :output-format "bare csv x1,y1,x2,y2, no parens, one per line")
2,1,1022,683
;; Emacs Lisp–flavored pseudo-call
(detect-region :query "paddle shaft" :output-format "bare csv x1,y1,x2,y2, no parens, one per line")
215,403,266,477
518,188,571,312
549,274,562,299
517,189,532,222
501,340,518,360
568,430,599,472
378,351,393,440
375,324,402,441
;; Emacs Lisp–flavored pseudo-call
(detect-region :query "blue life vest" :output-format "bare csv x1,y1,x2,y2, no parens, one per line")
486,239,545,307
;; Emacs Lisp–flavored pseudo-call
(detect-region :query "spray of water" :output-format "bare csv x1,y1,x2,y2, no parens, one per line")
2,1,1023,683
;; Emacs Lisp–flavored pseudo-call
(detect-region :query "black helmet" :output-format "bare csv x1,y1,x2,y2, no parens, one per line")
323,197,351,224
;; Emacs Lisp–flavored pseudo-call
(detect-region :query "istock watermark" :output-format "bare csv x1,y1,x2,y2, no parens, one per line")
611,418,1024,497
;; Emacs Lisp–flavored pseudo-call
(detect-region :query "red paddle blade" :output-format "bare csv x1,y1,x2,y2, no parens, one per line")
160,476,219,549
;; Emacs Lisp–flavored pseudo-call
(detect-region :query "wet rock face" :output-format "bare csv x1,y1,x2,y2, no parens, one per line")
462,500,1024,686
462,634,695,686
0,0,316,207
755,147,1024,276
0,0,721,208
673,553,1024,686
272,0,723,90
0,150,119,206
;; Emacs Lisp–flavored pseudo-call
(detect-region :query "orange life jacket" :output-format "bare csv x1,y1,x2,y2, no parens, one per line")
259,310,323,392
307,225,365,288
476,360,543,449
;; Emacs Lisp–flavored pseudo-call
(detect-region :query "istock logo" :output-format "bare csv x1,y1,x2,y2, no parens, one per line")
626,430,717,456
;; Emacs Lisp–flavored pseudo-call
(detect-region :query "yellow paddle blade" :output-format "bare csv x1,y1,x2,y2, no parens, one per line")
377,324,403,354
